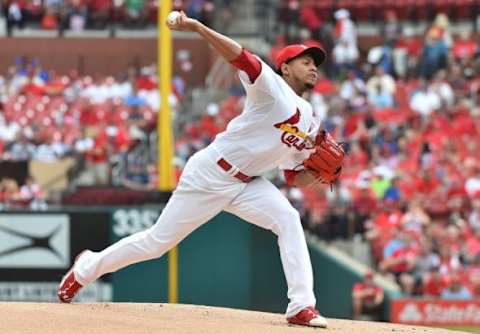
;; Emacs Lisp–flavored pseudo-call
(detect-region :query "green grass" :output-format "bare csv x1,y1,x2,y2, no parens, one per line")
445,327,480,333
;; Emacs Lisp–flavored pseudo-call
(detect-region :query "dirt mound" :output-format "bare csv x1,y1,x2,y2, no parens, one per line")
0,302,469,334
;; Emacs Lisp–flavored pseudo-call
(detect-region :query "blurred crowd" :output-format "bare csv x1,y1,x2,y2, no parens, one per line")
275,0,478,44
1,0,231,36
284,8,480,299
0,56,189,194
0,175,47,209
170,8,480,299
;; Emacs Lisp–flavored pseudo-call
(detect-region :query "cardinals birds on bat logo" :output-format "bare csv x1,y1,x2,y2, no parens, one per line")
274,109,315,151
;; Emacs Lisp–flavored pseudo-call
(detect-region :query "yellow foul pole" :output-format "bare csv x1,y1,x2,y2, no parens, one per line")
158,0,177,304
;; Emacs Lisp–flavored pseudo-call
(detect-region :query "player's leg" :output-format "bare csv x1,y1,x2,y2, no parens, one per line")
73,184,237,286
224,177,326,327
59,149,246,301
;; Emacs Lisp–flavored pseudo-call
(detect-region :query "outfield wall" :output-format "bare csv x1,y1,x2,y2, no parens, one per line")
0,207,391,318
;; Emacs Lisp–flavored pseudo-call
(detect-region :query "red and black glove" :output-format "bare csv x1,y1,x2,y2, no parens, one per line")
303,130,345,184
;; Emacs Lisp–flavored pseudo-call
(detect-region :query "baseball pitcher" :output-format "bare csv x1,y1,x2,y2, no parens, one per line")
58,11,345,328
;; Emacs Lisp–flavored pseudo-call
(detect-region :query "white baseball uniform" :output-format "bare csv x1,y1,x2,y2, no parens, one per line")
73,58,320,317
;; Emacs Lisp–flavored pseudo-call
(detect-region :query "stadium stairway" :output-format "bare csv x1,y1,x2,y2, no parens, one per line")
330,235,373,267
306,232,402,319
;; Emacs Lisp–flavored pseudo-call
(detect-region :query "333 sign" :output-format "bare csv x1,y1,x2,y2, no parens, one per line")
112,209,160,238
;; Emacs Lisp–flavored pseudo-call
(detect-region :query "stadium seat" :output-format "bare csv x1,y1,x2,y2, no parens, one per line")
433,0,453,18
454,0,475,19
412,0,431,20
314,0,334,22
394,0,414,20
353,0,371,22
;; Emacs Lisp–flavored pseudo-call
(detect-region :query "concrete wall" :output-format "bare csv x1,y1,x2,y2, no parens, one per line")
0,37,211,86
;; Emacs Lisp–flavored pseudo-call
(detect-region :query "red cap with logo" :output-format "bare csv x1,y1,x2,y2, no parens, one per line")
275,44,326,73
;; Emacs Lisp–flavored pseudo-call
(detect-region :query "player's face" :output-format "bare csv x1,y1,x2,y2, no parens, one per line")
288,54,318,90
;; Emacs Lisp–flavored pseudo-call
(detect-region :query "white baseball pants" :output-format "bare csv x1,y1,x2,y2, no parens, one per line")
74,146,316,317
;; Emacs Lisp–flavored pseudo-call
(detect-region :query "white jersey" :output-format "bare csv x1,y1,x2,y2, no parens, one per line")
211,59,319,176
67,53,321,321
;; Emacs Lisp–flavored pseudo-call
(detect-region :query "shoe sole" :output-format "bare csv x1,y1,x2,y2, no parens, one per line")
288,321,328,328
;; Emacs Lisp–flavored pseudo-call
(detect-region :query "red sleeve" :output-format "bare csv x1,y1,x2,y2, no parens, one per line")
284,170,300,186
230,49,262,84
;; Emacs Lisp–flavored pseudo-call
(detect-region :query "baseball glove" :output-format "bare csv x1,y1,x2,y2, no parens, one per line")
303,130,345,184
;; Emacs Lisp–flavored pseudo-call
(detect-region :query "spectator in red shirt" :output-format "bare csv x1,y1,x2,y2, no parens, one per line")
352,269,384,320
199,113,220,140
465,227,480,263
84,128,110,185
380,231,418,295
89,0,111,29
452,31,477,63
313,70,336,96
441,274,472,300
41,6,58,30
467,255,480,298
470,277,480,299
135,72,156,91
394,27,422,78
344,142,369,167
300,3,322,39
105,122,131,154
423,267,448,298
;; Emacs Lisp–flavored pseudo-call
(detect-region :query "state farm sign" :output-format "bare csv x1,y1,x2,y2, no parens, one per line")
391,299,480,326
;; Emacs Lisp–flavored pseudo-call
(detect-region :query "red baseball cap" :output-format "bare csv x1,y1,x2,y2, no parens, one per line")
275,44,326,74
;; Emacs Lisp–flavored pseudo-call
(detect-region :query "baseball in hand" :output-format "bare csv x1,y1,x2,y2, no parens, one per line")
166,11,181,27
